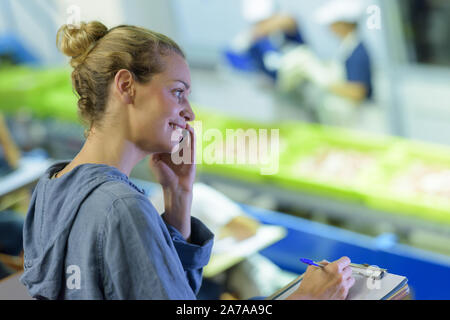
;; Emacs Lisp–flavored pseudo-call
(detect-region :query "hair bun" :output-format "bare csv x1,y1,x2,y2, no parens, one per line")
57,21,108,67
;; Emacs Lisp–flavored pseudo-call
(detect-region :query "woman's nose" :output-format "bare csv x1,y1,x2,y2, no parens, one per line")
181,101,195,122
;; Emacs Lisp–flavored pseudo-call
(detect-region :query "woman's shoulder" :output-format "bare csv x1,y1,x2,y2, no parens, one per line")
89,178,160,219
82,178,150,212
96,177,146,198
87,181,165,238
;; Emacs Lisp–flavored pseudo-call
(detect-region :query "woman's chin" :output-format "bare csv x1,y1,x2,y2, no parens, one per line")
147,135,183,154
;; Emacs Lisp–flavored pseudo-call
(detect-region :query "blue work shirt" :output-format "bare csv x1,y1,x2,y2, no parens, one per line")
20,161,214,300
345,42,373,100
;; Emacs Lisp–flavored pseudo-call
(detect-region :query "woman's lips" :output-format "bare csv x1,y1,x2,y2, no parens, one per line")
169,122,185,130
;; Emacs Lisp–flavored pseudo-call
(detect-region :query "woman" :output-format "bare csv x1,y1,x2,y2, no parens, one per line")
20,21,354,300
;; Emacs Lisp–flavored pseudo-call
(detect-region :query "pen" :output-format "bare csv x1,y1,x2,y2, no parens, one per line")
300,258,386,279
300,258,323,267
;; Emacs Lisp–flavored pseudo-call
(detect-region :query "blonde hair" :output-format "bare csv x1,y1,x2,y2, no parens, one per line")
56,21,185,134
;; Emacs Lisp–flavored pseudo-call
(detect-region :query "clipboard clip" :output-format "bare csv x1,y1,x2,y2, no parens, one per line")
351,263,387,280
300,259,387,280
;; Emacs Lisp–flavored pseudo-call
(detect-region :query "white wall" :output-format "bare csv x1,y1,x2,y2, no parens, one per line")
0,0,60,64
0,0,127,65
122,0,178,40
397,67,450,146
170,0,248,66
0,0,176,66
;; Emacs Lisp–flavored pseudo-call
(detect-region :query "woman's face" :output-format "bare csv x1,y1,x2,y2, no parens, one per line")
130,52,194,154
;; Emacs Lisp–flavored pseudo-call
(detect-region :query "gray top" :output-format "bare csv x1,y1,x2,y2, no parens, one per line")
20,161,214,300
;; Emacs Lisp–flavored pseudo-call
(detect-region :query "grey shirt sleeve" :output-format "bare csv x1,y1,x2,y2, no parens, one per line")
162,214,214,294
100,195,212,299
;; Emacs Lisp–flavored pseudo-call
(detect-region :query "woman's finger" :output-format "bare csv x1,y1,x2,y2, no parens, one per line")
336,256,351,273
342,266,353,280
346,275,356,289
149,153,161,168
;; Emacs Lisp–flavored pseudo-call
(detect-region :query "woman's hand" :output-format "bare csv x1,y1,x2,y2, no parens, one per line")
149,124,196,240
287,256,356,300
149,123,196,193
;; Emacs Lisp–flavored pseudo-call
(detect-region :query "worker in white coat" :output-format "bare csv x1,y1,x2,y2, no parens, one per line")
278,0,374,127
316,0,373,126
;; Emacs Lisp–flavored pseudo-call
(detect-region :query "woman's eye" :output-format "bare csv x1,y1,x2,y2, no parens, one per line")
174,89,184,100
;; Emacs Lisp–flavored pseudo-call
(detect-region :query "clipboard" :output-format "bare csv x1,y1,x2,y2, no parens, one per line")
266,264,409,300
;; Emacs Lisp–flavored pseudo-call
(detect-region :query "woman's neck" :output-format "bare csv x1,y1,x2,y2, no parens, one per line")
60,127,147,178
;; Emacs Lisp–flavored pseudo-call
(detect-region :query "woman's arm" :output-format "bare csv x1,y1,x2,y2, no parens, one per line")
252,14,298,41
102,196,200,299
149,124,197,240
148,124,214,294
161,188,193,241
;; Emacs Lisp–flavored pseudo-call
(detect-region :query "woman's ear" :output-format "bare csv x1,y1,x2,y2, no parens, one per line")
114,69,135,104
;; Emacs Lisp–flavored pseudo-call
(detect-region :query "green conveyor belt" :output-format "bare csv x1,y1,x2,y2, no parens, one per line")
194,108,450,225
0,66,78,122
